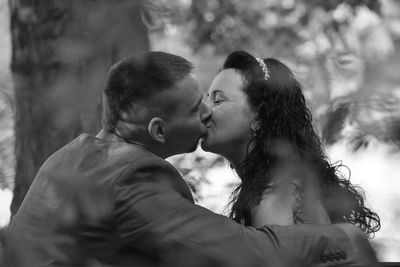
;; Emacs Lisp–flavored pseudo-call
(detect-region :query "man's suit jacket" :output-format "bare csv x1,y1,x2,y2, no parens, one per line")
7,134,369,266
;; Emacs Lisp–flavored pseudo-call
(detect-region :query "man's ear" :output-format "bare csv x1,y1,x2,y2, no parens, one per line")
148,117,165,143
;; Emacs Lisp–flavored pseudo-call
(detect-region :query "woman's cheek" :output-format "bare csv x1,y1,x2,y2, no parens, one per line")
215,107,231,129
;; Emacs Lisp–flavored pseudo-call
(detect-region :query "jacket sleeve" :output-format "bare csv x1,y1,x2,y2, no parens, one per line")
113,158,363,267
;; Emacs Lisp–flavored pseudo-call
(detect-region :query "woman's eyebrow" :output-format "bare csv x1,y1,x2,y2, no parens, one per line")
209,89,222,96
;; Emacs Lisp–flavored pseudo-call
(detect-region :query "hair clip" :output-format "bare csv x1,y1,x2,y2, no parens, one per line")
255,57,270,81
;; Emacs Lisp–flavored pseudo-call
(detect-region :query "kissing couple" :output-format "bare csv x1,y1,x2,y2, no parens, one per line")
7,51,380,267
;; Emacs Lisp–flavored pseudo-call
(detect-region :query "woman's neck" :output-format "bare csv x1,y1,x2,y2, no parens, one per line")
227,152,247,178
229,138,257,177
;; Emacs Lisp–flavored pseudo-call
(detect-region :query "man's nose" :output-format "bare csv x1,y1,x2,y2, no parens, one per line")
200,102,212,123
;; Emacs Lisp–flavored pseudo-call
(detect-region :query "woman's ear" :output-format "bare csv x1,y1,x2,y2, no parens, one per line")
148,117,165,143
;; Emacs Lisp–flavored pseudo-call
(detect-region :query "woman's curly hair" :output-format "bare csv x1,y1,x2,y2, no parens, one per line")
224,51,380,236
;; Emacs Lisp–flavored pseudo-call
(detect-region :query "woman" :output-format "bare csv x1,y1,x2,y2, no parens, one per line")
201,51,380,243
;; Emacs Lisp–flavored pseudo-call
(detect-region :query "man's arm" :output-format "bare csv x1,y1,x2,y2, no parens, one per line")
113,159,365,267
335,224,378,265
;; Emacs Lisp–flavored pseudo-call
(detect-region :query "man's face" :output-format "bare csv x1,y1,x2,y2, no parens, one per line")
155,74,210,155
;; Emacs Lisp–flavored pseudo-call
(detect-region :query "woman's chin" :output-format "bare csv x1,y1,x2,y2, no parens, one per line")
200,137,215,152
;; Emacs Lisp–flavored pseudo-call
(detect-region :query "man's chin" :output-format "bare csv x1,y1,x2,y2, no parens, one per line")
187,139,200,153
200,138,210,152
188,144,198,153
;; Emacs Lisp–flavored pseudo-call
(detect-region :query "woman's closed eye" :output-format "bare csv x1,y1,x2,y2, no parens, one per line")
214,94,225,105
214,99,223,104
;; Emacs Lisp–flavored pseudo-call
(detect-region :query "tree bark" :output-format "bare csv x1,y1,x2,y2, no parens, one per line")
9,0,149,216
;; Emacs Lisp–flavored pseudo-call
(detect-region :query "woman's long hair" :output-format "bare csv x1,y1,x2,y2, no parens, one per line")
224,51,380,236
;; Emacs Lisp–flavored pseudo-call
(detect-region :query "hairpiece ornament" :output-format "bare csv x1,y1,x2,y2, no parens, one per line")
255,57,270,80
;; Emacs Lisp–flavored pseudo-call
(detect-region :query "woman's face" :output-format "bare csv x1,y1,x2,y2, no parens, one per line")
202,69,256,163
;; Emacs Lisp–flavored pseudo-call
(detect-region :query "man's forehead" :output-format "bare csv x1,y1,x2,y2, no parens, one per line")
175,73,202,99
178,73,200,90
147,74,202,116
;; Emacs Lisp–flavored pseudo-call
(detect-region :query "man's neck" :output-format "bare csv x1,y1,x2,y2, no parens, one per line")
96,129,125,142
96,129,171,159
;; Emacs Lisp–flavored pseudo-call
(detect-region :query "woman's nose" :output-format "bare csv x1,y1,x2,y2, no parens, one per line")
200,102,212,123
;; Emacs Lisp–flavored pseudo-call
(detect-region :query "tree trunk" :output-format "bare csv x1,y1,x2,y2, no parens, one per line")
9,0,149,216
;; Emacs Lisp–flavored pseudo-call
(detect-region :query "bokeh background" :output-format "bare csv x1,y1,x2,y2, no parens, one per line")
1,0,399,262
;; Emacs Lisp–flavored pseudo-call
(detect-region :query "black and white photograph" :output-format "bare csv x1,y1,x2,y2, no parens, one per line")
1,0,400,266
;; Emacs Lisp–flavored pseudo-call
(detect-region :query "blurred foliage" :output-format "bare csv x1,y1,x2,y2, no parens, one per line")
0,90,14,190
323,92,400,151
186,0,381,53
145,0,383,54
0,0,14,190
168,149,226,202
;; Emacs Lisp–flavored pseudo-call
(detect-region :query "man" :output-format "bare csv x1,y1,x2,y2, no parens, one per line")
7,52,373,267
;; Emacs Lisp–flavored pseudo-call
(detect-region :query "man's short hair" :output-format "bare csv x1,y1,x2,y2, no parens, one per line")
102,51,193,129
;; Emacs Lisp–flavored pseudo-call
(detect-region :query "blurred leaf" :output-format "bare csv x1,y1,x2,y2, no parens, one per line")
142,0,189,32
322,92,400,151
168,148,225,202
0,90,15,190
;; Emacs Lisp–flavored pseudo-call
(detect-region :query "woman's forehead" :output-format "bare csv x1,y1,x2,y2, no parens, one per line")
208,69,244,95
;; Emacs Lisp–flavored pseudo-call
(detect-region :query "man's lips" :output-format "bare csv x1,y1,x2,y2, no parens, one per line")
200,126,211,139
